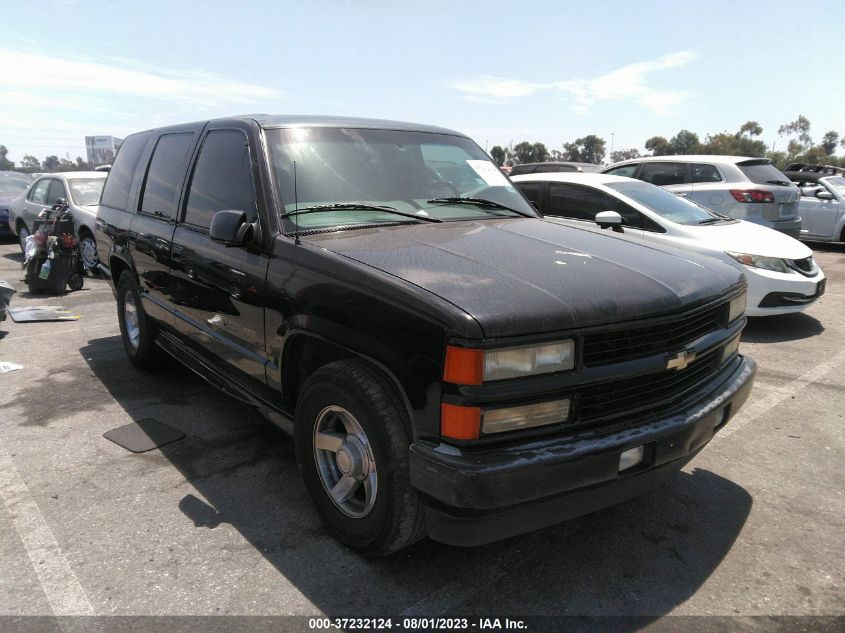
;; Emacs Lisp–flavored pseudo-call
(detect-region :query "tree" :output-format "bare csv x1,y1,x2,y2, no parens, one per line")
489,145,506,166
778,115,812,151
532,142,549,163
58,158,76,171
739,121,763,137
20,154,40,172
669,129,701,155
821,131,839,156
562,135,606,164
75,156,89,169
0,145,14,170
610,148,640,163
644,136,672,156
512,141,536,164
42,155,60,172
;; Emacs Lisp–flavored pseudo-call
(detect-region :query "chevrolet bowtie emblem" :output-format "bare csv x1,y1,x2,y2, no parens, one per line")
667,349,696,371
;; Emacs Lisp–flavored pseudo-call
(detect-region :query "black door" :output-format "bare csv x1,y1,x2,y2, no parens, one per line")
169,124,272,397
129,129,199,323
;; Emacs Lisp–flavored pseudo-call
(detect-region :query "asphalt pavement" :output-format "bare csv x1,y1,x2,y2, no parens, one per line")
0,237,842,632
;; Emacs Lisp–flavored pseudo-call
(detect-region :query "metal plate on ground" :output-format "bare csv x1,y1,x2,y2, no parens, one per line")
103,419,185,453
8,306,80,322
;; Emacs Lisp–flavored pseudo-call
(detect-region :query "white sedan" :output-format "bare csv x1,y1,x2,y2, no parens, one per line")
512,172,826,317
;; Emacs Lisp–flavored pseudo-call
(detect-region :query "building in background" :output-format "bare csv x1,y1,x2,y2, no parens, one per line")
85,136,123,167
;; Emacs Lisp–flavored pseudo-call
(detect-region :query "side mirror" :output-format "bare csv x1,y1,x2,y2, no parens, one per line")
816,190,834,201
54,197,67,206
595,210,624,233
210,210,255,246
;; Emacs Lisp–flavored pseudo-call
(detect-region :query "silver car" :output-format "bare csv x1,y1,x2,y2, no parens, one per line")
784,165,845,243
601,155,802,237
9,171,106,268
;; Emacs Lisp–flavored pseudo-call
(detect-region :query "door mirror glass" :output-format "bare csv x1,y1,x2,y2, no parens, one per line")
595,210,624,232
209,209,252,245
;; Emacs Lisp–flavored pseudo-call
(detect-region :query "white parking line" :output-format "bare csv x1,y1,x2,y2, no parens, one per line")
717,346,845,440
0,448,94,615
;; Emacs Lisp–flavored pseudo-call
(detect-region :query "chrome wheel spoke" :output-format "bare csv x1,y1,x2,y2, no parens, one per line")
314,431,345,452
330,475,360,503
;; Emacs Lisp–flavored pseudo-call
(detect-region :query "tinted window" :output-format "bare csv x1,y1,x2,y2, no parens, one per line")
604,164,638,178
100,132,150,210
639,162,688,186
690,163,722,183
139,132,194,219
546,182,655,230
29,179,50,204
47,179,66,204
736,160,791,185
184,130,257,229
514,181,543,209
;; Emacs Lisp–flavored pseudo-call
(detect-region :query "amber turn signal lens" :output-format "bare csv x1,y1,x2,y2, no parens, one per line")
441,403,481,440
443,345,483,385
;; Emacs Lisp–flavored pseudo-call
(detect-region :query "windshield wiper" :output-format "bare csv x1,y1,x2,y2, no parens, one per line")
426,197,533,218
282,203,442,223
765,179,791,186
697,217,723,225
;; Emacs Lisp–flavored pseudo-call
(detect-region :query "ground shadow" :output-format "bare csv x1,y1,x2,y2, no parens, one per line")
81,335,752,623
742,312,825,343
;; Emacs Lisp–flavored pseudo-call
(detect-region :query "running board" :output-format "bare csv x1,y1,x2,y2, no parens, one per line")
155,330,294,436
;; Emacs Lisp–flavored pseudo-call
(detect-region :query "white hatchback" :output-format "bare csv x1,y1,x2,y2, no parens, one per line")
512,173,826,317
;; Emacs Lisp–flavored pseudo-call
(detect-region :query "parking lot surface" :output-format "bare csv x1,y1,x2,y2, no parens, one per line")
0,238,842,629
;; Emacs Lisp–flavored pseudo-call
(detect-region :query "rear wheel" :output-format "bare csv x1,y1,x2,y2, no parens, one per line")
18,224,30,255
294,359,426,556
116,272,164,368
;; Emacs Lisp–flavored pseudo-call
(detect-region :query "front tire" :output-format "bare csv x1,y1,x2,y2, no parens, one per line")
18,224,30,255
116,271,163,368
79,231,98,270
295,359,426,556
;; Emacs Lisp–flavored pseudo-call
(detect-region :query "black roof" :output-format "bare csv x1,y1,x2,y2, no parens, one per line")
249,114,466,136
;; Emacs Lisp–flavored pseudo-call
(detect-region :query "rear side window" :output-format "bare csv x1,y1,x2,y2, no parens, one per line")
604,164,638,178
736,160,791,185
47,179,66,205
639,162,688,186
184,129,257,229
139,132,195,219
514,181,543,209
690,163,722,183
101,132,150,210
29,179,50,204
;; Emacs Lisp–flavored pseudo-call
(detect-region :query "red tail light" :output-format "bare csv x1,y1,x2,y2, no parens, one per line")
730,189,774,203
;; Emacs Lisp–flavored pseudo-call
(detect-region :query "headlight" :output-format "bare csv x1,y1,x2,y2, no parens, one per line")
721,335,741,363
483,340,575,381
482,399,571,434
728,292,746,323
726,251,790,274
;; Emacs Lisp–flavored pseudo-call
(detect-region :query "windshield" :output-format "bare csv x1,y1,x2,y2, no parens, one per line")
266,127,537,232
607,180,726,225
824,176,845,196
67,178,105,206
0,173,31,197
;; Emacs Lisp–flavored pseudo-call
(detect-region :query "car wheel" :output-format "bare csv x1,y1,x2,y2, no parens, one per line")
116,271,164,368
78,232,98,270
18,224,30,255
295,359,426,556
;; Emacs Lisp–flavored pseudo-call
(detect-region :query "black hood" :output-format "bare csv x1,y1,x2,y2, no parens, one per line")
304,219,743,338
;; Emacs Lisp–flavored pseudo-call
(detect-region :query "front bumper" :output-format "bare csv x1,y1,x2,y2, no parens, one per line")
410,356,756,546
746,267,826,316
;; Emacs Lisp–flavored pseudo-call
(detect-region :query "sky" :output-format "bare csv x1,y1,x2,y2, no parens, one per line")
2,0,844,164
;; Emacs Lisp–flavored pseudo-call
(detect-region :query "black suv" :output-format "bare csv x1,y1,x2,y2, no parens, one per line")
96,115,755,555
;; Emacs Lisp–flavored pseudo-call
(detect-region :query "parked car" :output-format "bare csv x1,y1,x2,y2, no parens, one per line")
513,172,826,316
783,164,845,243
0,171,33,237
96,115,754,555
510,161,602,176
9,171,106,268
601,155,802,237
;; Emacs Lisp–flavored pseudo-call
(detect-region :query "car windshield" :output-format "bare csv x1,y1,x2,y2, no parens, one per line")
606,180,726,225
0,173,31,197
265,127,537,232
824,176,845,196
67,178,105,206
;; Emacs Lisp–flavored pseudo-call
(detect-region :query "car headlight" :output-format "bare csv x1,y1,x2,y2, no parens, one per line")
728,292,746,323
483,340,575,381
726,252,791,274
